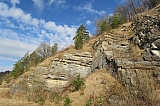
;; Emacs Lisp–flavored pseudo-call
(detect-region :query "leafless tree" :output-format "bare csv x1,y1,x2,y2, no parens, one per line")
114,0,160,22
35,41,52,60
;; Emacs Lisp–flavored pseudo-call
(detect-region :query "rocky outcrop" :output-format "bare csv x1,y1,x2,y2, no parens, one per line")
92,32,160,93
131,11,160,61
27,52,93,92
11,5,160,96
91,6,160,92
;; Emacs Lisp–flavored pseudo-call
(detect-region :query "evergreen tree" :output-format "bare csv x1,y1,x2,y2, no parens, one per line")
52,43,58,55
73,24,89,50
109,14,126,29
95,17,111,34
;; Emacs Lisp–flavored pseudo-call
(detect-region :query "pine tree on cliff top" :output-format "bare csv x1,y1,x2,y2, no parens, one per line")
73,24,89,50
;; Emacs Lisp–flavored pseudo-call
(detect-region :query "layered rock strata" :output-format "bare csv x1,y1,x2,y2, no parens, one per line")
27,52,93,92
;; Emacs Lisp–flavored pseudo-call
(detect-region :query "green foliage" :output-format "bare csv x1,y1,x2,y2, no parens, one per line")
55,93,61,104
74,24,89,50
73,74,85,91
4,75,11,83
96,17,111,34
52,43,58,55
95,94,105,105
109,14,126,29
86,99,92,106
49,91,56,102
30,51,43,66
37,96,45,105
64,96,72,106
49,91,61,103
0,79,2,85
11,60,24,78
95,14,126,34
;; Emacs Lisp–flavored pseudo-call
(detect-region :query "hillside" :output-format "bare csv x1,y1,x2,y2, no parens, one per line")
0,4,160,106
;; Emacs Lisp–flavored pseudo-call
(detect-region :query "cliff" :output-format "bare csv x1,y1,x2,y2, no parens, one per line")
8,4,160,106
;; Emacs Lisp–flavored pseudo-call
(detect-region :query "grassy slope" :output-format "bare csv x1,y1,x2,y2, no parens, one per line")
0,68,117,106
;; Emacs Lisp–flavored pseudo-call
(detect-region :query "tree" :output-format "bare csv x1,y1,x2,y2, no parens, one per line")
11,60,24,78
95,17,111,34
73,24,89,50
114,0,160,22
52,43,58,55
109,14,126,29
11,52,30,78
35,41,52,60
30,51,43,66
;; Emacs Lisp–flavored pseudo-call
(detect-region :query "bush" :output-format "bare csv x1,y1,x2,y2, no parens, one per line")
49,91,56,102
86,99,92,106
37,96,45,105
0,80,2,85
64,96,72,106
73,74,85,91
55,93,61,104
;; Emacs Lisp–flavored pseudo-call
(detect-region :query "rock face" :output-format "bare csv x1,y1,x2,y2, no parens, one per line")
11,5,160,95
27,52,93,92
131,11,160,61
91,7,160,92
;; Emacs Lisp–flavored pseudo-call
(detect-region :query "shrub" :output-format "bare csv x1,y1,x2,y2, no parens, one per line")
64,96,72,106
49,91,56,102
37,96,45,105
73,74,85,91
0,80,2,85
55,93,61,104
86,99,92,106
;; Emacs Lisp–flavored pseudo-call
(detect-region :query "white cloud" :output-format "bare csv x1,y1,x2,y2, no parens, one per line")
32,0,44,12
0,37,38,59
48,0,68,9
56,0,66,5
48,0,56,5
86,20,92,25
0,2,78,71
0,66,13,72
11,0,20,6
0,56,17,62
74,2,106,15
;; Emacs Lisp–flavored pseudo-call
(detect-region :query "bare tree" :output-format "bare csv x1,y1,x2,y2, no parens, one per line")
35,41,52,60
114,0,160,22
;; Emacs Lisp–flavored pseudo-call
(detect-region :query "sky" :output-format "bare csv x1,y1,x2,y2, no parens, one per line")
0,0,126,72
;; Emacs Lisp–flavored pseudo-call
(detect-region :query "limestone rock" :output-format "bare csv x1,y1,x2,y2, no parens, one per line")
27,52,93,92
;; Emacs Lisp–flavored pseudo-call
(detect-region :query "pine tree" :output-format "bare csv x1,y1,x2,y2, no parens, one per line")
52,43,58,55
95,17,111,34
73,24,89,50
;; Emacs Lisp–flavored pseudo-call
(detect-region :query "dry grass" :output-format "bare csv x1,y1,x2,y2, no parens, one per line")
39,35,100,67
0,68,117,106
0,87,38,106
110,22,133,37
128,42,144,59
62,68,117,106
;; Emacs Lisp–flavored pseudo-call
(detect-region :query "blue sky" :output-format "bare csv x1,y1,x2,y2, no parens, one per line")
0,0,126,72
